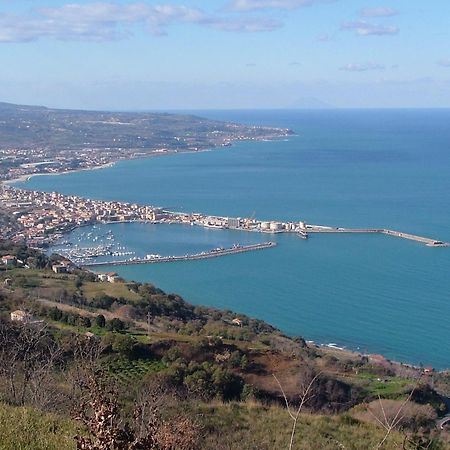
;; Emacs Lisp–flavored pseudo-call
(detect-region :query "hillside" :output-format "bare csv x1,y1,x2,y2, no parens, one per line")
0,240,449,449
0,400,419,450
0,101,276,150
0,101,291,182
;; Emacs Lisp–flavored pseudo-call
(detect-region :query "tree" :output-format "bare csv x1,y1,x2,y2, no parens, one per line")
95,314,106,328
48,307,63,321
228,350,242,368
240,355,249,371
81,316,92,328
35,253,48,269
75,277,83,289
107,318,126,332
111,334,136,358
74,369,199,450
0,319,62,408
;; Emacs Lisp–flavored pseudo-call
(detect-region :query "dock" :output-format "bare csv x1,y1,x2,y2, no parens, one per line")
307,226,449,247
82,242,277,267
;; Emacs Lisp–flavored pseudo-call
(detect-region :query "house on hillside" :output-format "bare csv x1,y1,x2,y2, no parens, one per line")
1,255,17,266
52,264,67,274
106,272,119,283
96,273,108,282
231,318,243,327
52,260,73,274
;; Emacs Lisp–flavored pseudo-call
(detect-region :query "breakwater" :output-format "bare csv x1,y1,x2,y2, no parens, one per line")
307,226,449,247
82,241,277,267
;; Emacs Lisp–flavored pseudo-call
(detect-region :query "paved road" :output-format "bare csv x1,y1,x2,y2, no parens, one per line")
436,393,450,430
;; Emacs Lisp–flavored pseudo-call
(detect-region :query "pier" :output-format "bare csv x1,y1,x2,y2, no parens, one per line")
82,242,277,267
307,226,449,247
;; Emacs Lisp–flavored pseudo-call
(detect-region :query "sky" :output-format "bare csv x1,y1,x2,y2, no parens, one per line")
0,0,450,110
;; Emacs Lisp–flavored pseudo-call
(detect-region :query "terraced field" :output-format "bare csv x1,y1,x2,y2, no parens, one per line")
106,357,166,383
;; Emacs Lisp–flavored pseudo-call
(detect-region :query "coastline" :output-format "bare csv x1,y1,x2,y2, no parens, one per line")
2,147,231,187
2,136,448,372
3,161,117,186
2,131,291,187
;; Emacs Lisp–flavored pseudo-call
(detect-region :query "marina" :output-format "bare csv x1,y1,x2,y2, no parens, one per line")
81,242,277,267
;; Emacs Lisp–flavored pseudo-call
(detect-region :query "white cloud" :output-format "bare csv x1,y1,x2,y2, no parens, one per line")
341,20,398,36
0,2,282,43
360,7,399,18
226,0,330,12
340,62,385,72
199,16,282,33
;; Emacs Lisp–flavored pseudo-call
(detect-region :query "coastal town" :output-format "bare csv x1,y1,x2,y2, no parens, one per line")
1,184,448,269
0,185,307,247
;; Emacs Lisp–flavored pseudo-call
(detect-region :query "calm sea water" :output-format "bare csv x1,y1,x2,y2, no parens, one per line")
16,110,450,369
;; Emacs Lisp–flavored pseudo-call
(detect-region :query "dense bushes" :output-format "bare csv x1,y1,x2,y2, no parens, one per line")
163,360,244,402
42,306,127,332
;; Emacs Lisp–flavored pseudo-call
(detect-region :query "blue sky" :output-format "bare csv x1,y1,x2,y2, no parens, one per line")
1,0,450,109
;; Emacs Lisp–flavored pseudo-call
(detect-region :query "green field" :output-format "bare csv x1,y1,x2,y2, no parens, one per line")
106,357,166,383
82,281,142,302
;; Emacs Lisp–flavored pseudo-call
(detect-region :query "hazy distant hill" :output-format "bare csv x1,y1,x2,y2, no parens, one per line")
0,101,288,152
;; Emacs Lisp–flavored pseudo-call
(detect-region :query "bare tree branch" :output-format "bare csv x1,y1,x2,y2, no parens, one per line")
273,369,322,450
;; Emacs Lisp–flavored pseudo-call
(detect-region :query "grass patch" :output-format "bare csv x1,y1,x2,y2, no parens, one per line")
352,372,412,399
195,401,406,449
0,402,77,450
365,378,411,398
82,281,142,302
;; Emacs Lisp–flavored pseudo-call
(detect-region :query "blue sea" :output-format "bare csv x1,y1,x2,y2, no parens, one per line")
15,109,450,369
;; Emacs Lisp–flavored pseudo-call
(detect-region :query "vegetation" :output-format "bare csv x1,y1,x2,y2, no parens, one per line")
0,402,77,450
0,239,449,449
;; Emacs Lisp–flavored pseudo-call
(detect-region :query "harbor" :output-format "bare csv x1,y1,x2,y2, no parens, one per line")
1,186,449,262
81,242,277,267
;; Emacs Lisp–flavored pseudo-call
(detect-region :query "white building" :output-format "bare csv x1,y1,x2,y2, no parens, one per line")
227,217,240,228
269,222,283,231
106,272,119,283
